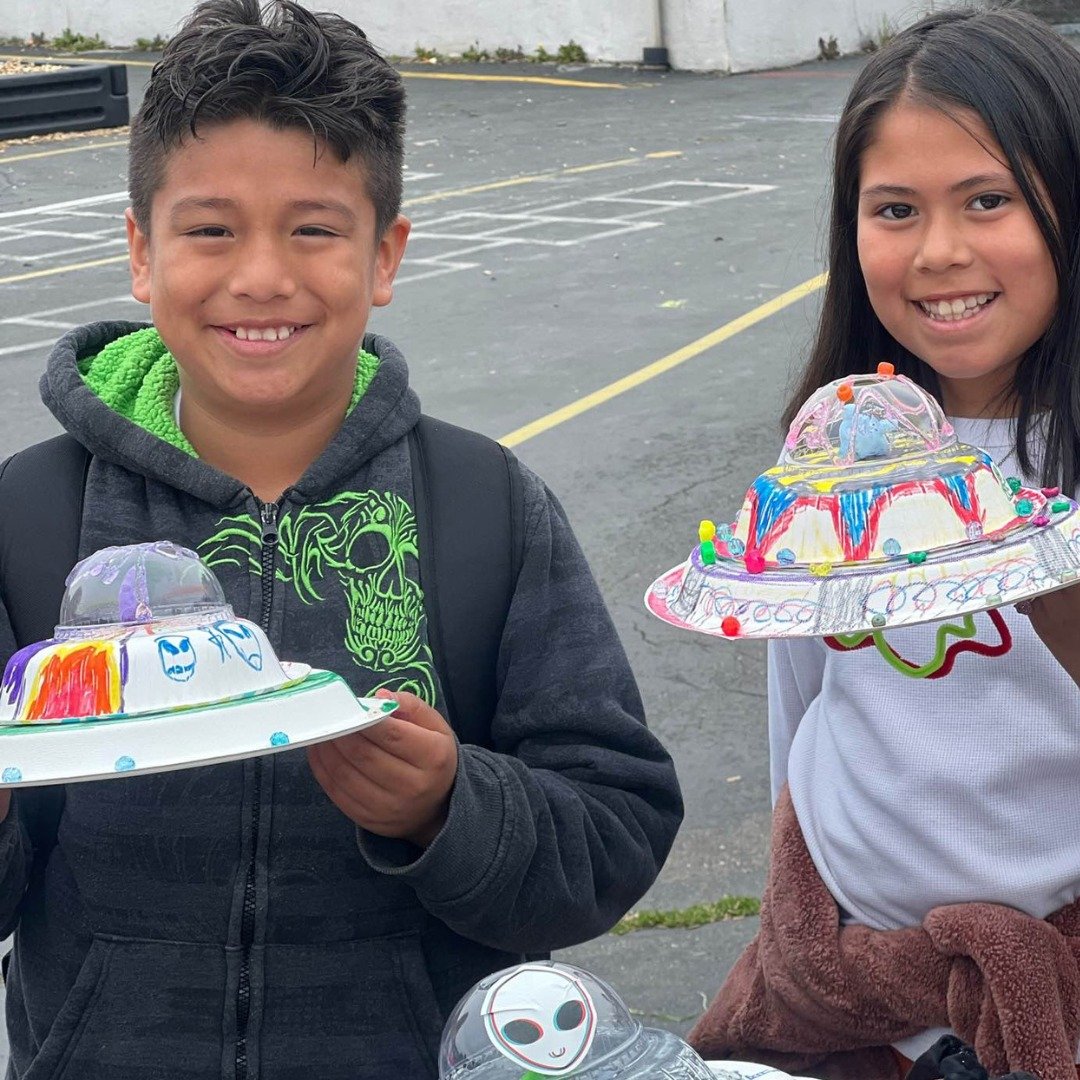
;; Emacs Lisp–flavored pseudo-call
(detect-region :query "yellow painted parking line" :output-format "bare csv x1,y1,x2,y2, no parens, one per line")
399,71,625,89
0,53,153,66
404,151,679,207
0,140,127,163
0,254,128,286
0,55,626,88
499,274,829,447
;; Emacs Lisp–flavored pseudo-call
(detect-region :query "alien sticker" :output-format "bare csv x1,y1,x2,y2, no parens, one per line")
157,636,196,682
481,965,596,1076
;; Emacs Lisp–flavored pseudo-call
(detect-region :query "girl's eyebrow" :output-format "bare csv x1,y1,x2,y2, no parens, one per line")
859,172,1016,201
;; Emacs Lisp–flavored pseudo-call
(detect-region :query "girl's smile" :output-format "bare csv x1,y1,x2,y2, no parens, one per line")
857,100,1057,417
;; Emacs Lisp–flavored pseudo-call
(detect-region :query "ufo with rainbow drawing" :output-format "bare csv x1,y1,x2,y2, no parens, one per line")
647,363,1080,678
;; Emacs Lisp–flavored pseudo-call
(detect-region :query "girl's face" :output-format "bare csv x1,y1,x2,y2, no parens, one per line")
857,99,1057,417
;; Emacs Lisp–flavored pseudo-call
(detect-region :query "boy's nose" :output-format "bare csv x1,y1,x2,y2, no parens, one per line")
227,240,298,302
913,213,973,274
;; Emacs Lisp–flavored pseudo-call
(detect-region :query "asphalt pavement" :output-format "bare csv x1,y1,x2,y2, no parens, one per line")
0,46,864,1064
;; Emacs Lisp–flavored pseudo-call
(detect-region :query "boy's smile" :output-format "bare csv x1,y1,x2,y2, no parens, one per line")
126,118,409,431
856,101,1057,417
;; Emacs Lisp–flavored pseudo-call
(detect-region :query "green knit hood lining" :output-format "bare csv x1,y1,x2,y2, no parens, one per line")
78,327,381,457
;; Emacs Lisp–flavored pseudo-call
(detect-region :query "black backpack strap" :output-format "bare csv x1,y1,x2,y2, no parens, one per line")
0,434,91,647
0,433,90,859
408,415,525,746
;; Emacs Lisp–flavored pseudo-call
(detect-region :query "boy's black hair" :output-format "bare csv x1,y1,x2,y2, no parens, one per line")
128,0,405,238
785,7,1080,489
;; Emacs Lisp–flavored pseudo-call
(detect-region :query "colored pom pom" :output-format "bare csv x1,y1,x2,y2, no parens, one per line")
1015,498,1034,516
810,563,832,577
721,616,741,637
1033,514,1051,527
1052,500,1072,513
876,361,895,377
1006,477,1022,494
777,548,796,565
729,538,746,556
716,523,733,542
698,519,716,543
1043,487,1061,497
745,551,765,574
700,540,717,565
907,551,927,564
883,538,901,557
836,382,854,403
871,614,886,628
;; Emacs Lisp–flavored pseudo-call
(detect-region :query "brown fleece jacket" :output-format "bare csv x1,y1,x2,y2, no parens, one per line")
689,786,1080,1080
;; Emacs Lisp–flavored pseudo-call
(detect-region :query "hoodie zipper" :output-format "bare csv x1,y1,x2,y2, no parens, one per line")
235,497,280,1080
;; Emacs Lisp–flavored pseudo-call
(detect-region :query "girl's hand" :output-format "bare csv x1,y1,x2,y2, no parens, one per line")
1016,582,1080,688
306,690,458,849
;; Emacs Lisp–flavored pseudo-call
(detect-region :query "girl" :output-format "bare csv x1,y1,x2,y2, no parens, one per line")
690,9,1080,1080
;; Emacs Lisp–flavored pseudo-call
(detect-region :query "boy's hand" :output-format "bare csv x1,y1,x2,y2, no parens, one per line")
0,789,9,823
307,690,458,849
1017,582,1080,689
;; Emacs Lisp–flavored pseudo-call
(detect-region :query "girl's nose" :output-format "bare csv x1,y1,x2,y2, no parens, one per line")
913,213,973,274
227,239,298,302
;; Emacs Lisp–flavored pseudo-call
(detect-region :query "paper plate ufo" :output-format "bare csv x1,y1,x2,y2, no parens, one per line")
438,960,715,1079
0,541,396,786
647,364,1080,677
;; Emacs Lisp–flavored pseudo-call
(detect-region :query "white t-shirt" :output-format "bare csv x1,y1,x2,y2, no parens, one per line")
769,416,1080,1061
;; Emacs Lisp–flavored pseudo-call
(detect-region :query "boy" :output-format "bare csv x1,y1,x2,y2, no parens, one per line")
0,2,683,1076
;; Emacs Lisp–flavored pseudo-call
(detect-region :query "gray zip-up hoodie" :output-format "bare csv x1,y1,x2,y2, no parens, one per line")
0,322,683,1080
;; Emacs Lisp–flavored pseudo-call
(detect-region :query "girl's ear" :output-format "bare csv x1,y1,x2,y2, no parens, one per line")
125,208,152,304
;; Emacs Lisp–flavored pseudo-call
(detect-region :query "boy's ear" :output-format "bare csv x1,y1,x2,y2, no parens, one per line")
372,215,412,308
125,208,152,304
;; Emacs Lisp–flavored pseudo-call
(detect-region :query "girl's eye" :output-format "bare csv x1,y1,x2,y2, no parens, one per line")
502,1019,543,1045
555,1000,586,1031
878,204,915,221
970,193,1009,211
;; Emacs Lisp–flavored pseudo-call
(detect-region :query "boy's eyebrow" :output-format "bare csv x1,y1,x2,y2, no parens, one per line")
167,196,358,223
859,173,1016,200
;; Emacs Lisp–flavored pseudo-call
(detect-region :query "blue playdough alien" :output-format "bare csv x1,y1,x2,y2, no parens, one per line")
839,402,896,460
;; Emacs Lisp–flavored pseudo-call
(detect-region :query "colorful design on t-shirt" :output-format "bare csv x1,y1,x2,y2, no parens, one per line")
199,492,435,703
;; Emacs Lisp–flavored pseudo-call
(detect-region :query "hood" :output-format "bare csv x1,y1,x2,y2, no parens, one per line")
40,321,421,510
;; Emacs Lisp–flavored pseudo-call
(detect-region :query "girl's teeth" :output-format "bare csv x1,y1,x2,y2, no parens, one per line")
920,294,996,321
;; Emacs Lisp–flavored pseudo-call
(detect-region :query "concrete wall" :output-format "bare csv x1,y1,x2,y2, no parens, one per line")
7,0,955,71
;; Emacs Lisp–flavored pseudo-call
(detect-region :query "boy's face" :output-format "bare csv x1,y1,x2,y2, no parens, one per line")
126,119,409,424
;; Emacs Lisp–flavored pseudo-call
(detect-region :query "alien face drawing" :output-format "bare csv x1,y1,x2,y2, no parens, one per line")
481,966,596,1075
213,621,264,671
157,636,196,682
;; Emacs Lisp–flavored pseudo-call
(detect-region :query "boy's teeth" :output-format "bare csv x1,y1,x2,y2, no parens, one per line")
234,326,296,341
919,294,996,321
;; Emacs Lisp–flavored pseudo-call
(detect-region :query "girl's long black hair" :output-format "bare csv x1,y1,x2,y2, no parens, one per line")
785,7,1080,489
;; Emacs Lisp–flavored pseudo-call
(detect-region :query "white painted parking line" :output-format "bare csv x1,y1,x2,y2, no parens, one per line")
0,192,129,220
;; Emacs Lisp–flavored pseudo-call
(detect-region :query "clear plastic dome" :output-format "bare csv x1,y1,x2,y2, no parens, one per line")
782,367,954,467
439,961,714,1079
57,541,232,634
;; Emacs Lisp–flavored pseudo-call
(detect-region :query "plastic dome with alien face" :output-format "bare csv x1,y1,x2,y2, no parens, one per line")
439,961,714,1079
57,541,231,636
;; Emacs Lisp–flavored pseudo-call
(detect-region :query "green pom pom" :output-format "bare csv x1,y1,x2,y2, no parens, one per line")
907,551,927,565
1015,498,1034,516
700,540,717,565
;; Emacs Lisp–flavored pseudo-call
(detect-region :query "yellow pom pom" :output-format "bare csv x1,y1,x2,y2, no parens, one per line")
698,519,716,542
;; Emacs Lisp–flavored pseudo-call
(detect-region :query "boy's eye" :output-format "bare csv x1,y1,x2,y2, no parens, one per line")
296,226,338,237
878,204,915,221
187,226,230,238
970,193,1009,211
